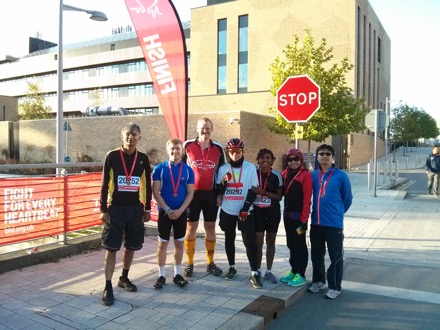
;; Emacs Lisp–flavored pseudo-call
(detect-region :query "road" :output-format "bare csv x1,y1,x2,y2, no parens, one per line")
267,169,440,329
267,258,440,330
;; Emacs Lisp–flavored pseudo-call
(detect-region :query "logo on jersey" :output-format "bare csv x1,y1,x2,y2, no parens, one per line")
191,160,216,171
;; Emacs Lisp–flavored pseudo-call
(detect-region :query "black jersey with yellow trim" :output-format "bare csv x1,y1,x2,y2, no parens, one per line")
100,147,152,212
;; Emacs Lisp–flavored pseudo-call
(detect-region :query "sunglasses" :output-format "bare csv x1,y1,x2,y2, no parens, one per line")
228,148,243,154
318,152,333,156
287,157,300,162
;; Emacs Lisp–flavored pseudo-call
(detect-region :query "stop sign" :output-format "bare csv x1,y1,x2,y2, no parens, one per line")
276,75,321,123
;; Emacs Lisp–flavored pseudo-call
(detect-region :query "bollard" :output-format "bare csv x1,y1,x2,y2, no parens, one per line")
367,163,371,190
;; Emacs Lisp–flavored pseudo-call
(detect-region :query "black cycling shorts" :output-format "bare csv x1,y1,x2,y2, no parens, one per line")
101,203,144,251
157,210,187,241
187,190,219,222
254,206,281,233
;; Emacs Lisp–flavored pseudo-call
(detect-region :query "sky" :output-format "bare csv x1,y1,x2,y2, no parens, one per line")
0,0,438,127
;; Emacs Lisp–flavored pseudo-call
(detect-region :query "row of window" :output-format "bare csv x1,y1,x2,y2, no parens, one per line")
217,15,248,94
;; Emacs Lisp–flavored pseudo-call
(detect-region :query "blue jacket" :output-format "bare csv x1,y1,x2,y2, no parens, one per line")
425,154,440,173
311,165,352,229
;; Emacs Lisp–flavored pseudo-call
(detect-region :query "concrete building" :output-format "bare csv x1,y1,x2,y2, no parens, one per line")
0,0,389,168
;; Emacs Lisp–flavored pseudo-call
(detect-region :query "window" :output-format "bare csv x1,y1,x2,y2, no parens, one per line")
238,15,248,93
217,19,227,94
111,44,115,51
378,37,381,63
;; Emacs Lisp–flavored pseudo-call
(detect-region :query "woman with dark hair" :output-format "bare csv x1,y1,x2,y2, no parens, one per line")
251,149,283,284
279,148,312,287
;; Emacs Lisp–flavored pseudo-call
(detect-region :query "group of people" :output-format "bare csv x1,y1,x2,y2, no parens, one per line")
98,119,353,306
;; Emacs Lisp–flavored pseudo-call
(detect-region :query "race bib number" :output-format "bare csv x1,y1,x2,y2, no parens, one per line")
117,175,140,192
254,195,271,208
225,183,244,200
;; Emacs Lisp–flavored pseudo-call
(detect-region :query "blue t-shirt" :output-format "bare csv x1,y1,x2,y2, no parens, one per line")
152,160,195,210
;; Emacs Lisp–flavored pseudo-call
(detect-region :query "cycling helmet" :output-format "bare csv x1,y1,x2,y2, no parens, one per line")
227,138,244,149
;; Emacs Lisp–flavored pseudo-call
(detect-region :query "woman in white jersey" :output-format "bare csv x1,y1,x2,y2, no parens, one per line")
216,138,262,289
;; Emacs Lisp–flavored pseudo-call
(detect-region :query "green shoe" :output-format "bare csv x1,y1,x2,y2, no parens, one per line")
288,274,307,287
280,270,296,283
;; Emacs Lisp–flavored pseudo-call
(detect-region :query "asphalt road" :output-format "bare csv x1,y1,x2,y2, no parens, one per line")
267,258,440,330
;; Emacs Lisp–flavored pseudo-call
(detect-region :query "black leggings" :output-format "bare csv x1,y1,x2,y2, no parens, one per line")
220,210,258,271
284,217,309,277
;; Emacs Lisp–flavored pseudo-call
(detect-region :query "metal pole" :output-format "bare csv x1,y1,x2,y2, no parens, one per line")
385,96,389,161
56,0,64,175
295,123,298,149
373,109,378,197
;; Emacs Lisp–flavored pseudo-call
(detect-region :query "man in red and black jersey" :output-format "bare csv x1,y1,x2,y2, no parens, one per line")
182,118,226,277
99,123,152,306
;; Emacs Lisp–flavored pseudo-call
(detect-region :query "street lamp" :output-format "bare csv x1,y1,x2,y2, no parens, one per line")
56,1,107,175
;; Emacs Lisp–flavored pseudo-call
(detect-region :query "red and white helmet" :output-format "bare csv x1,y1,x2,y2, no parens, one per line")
227,138,244,149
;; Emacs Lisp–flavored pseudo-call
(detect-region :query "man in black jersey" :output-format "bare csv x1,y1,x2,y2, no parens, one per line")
99,123,152,306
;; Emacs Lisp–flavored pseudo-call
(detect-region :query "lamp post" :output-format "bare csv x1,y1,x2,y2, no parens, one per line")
56,1,107,175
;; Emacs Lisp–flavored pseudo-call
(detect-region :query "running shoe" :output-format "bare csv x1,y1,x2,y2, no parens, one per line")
153,276,166,289
173,274,188,288
101,289,114,306
184,264,194,277
264,271,278,284
325,289,341,299
207,262,223,276
288,274,307,287
280,270,296,283
117,276,137,292
308,282,325,293
250,274,263,289
224,266,237,280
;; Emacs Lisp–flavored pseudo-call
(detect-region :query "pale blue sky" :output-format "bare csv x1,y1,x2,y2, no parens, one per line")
1,0,438,126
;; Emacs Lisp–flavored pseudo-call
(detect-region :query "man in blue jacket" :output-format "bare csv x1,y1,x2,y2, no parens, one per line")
308,144,352,299
425,145,440,196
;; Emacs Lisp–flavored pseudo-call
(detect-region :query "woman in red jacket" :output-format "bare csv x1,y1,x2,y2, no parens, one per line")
279,148,312,287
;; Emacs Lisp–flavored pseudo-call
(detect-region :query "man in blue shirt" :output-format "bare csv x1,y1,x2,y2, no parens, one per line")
152,138,195,289
308,144,352,299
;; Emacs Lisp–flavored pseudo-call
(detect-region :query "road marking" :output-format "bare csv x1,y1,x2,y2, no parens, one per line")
343,281,440,305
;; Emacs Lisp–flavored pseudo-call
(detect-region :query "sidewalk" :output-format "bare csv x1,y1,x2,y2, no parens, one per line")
0,147,435,330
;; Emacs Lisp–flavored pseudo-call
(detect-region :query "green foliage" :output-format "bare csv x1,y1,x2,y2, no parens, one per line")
18,81,52,120
268,30,367,142
390,104,439,143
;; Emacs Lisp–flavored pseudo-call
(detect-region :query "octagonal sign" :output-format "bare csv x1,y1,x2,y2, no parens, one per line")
276,75,321,123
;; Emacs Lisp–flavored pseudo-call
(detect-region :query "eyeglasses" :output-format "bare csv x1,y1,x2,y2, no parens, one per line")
287,157,300,162
228,148,243,154
318,152,333,156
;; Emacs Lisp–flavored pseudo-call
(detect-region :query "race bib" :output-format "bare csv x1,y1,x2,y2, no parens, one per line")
224,183,244,200
254,195,271,208
117,175,140,192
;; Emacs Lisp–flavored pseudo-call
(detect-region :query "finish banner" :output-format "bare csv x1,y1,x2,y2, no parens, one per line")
125,0,188,140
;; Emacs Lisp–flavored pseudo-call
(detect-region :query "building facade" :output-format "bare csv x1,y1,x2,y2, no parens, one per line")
0,0,389,168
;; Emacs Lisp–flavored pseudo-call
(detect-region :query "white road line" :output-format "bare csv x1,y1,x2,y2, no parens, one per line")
343,280,440,305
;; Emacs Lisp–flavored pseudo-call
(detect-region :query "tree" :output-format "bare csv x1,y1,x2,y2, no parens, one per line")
268,30,366,142
18,82,52,120
390,104,439,145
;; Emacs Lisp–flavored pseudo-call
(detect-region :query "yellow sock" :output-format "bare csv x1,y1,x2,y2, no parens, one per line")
184,238,196,265
205,239,216,265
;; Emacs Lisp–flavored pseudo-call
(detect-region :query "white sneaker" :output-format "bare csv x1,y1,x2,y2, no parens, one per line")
325,289,341,299
308,282,325,293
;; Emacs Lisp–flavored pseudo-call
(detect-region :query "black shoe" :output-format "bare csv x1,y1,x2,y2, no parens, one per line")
250,274,263,289
101,289,115,306
184,264,194,277
117,276,137,292
153,276,166,289
173,274,188,288
207,262,223,276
